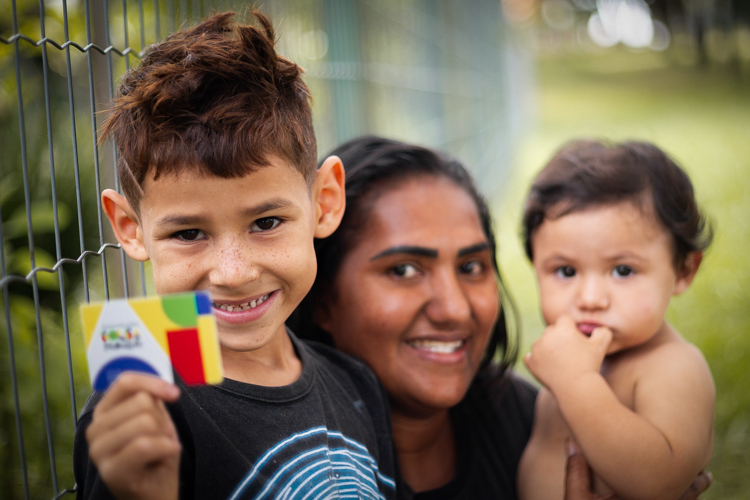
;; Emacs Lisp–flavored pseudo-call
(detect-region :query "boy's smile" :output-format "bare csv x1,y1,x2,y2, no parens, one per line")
531,202,695,354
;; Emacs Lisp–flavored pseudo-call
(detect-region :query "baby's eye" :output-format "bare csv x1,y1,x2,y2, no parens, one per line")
555,265,576,278
460,260,485,276
613,265,634,277
390,263,419,279
174,229,206,241
251,217,281,232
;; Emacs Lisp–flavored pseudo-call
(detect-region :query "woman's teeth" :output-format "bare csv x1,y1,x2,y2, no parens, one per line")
213,293,271,312
408,339,465,354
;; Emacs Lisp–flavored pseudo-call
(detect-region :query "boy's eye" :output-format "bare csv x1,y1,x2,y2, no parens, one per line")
460,260,485,276
251,217,281,232
174,229,206,241
556,265,576,278
613,265,634,277
390,263,419,279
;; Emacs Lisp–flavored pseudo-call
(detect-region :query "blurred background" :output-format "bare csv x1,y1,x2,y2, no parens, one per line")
0,0,747,498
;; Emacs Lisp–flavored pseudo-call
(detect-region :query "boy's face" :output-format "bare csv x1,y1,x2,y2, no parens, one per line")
107,157,342,359
531,202,695,354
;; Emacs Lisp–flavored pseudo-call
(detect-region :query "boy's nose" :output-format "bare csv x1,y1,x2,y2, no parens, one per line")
425,269,472,326
576,275,609,311
210,239,260,288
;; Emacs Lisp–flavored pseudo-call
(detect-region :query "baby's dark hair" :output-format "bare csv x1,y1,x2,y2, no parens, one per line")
292,135,518,375
522,139,713,272
100,10,316,214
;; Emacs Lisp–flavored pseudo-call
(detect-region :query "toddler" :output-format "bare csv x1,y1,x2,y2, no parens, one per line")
517,140,714,500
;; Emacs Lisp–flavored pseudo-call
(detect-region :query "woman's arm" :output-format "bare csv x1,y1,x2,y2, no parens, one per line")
564,441,712,500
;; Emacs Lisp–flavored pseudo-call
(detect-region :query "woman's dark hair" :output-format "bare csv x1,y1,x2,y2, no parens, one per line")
291,135,518,377
522,139,713,273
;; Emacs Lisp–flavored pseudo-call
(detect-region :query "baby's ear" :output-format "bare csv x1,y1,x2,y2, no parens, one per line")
101,189,149,262
313,156,346,239
674,251,703,295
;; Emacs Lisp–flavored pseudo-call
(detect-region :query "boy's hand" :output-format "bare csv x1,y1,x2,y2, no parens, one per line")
86,373,182,500
525,315,612,396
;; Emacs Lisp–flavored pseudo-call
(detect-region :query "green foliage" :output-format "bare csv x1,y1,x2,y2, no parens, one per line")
498,48,750,499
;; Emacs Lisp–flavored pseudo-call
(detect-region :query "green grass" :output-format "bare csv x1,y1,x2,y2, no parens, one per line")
496,49,750,499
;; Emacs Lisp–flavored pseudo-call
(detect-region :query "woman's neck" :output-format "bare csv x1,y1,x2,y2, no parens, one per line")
390,408,456,493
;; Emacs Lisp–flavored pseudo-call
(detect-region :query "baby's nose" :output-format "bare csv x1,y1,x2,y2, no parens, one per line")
577,276,609,310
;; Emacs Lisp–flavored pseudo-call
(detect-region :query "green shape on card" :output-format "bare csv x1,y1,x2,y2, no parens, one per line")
162,293,198,327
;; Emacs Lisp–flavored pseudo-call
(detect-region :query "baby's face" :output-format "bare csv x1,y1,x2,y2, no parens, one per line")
531,202,691,354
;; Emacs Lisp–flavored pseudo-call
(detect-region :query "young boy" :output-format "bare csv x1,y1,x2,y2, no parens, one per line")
517,140,715,500
73,12,397,500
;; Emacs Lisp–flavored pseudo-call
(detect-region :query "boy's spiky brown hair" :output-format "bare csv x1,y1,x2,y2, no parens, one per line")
100,10,316,213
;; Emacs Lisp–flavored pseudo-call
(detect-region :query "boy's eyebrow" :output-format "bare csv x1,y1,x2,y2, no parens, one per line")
243,198,294,216
370,246,438,261
153,199,294,227
457,242,490,257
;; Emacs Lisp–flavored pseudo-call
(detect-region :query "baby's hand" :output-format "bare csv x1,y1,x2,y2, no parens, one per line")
525,316,612,396
86,373,182,500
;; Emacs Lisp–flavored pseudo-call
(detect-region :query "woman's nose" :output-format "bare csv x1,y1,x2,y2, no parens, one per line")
210,238,260,287
576,275,609,311
425,270,472,325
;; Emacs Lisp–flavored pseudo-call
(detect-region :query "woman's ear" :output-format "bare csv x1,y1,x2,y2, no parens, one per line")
101,189,150,262
674,251,703,295
313,156,346,239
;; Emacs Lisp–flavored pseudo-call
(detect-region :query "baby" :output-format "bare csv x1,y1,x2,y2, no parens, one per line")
517,140,715,500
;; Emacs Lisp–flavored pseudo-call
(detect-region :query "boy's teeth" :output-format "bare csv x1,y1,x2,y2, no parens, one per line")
214,293,270,312
408,339,464,354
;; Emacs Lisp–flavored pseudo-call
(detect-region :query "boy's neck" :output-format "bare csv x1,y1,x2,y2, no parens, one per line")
220,328,302,386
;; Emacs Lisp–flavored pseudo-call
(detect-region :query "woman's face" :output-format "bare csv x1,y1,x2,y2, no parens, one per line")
319,176,500,416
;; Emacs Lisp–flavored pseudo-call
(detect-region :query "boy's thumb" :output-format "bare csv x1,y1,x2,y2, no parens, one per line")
590,326,612,353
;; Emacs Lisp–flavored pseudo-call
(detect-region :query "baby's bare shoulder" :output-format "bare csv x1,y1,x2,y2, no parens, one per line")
606,332,713,402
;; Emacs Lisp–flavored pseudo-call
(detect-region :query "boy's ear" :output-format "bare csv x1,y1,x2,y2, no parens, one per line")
312,155,346,239
101,189,150,262
674,251,702,295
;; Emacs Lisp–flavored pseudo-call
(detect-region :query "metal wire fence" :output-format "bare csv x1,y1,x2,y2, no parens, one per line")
0,0,524,497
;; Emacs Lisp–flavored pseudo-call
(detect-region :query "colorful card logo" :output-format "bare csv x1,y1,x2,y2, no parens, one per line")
81,291,223,391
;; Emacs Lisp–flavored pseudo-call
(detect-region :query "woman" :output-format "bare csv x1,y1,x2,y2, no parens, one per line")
293,136,710,499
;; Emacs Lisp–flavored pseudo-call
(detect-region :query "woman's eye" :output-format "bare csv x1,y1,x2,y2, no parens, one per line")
174,229,206,241
460,260,485,276
390,263,419,279
555,265,576,278
251,217,281,232
613,265,634,277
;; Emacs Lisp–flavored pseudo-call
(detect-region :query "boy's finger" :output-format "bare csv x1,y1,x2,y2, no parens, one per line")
89,409,171,462
96,373,180,413
96,434,181,485
91,389,166,436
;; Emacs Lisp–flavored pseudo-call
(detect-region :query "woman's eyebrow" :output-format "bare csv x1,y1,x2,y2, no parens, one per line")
370,245,439,261
457,242,490,257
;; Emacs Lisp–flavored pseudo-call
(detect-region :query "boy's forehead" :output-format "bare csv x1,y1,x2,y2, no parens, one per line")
138,158,314,216
141,157,311,193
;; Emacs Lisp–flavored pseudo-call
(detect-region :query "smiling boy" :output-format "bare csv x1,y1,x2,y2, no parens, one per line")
73,12,397,500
